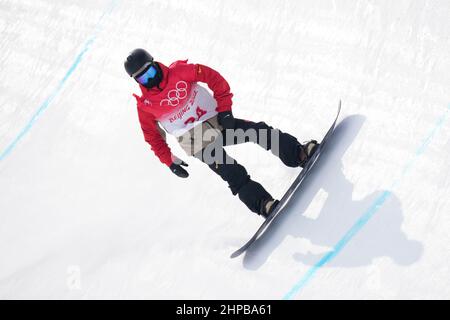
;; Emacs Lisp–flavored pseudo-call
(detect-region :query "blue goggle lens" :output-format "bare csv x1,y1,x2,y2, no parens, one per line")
136,65,157,84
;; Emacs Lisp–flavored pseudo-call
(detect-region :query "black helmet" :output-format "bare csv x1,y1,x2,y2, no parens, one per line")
124,48,154,77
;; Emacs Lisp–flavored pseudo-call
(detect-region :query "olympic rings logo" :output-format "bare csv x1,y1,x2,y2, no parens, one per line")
160,81,188,107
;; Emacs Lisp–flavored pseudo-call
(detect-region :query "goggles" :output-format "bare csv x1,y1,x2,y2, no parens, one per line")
135,64,157,85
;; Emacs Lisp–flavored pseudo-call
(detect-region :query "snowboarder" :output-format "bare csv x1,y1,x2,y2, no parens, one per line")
124,48,318,218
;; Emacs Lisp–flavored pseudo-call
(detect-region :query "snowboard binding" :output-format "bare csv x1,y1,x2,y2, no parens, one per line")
260,199,280,219
299,140,319,168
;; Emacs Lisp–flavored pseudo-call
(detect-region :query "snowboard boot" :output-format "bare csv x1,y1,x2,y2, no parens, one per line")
260,199,280,219
298,140,319,168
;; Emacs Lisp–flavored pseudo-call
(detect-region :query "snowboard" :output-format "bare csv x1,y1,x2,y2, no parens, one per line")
230,101,342,259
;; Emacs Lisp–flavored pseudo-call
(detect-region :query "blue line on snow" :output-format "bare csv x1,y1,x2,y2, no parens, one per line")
0,0,117,162
283,104,450,300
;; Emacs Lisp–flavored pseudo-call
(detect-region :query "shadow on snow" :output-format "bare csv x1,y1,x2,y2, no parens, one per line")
242,115,423,270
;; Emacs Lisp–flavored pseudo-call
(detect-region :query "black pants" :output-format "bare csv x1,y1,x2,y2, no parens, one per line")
195,118,302,215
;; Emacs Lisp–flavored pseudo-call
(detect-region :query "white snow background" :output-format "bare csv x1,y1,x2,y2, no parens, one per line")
0,0,449,299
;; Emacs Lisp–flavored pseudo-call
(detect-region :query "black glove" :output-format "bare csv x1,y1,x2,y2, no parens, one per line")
170,160,189,178
217,111,235,130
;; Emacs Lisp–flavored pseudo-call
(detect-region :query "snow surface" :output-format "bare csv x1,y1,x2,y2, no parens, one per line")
0,0,449,299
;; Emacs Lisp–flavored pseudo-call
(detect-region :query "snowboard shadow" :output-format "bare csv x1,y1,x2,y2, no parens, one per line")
242,115,423,270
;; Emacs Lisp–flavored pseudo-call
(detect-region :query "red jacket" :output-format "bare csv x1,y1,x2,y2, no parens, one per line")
133,60,233,167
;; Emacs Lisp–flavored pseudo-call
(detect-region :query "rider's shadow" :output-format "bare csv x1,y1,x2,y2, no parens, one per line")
242,115,423,270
